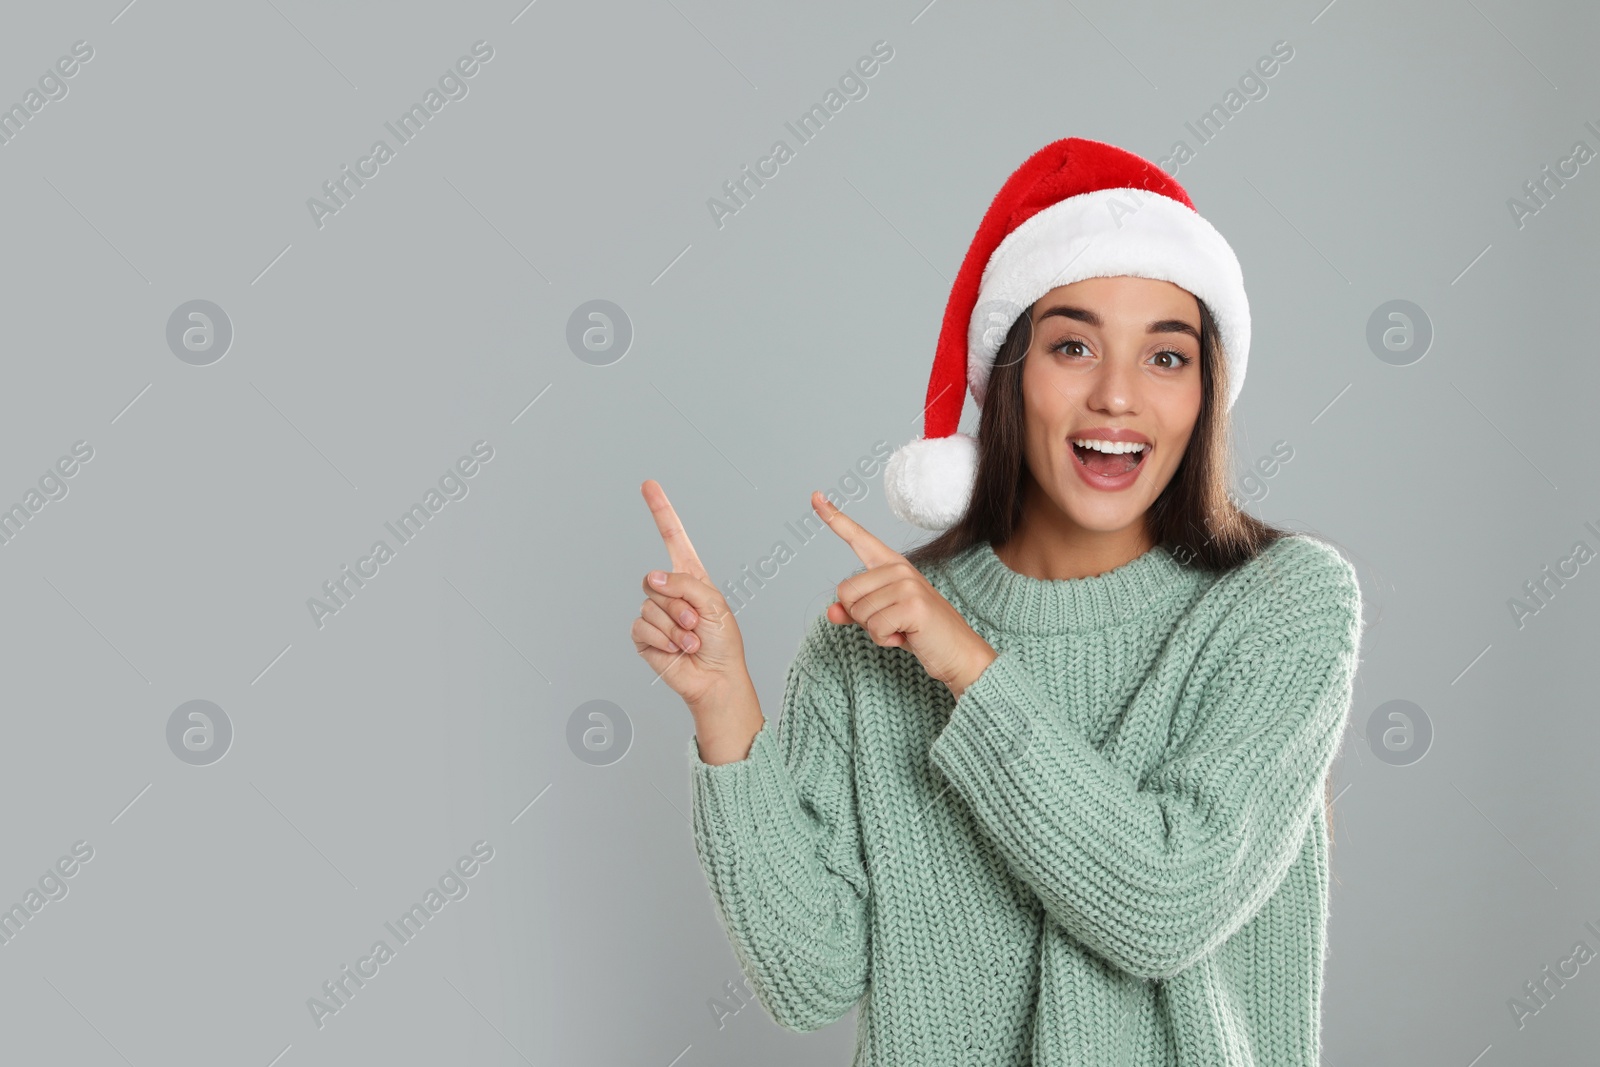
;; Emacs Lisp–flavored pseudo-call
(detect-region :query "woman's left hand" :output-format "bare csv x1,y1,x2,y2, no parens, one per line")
813,490,998,700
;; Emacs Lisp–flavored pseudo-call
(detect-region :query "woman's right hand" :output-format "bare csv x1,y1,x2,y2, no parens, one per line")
634,479,752,712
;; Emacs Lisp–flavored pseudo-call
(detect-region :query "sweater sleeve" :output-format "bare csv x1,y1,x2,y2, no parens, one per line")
687,623,871,1033
927,563,1360,981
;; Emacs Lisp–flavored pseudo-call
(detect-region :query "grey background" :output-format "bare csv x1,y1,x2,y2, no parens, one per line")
0,0,1595,1063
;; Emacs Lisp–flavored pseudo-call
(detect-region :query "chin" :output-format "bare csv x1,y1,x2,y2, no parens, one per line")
1068,509,1144,534
1052,488,1146,532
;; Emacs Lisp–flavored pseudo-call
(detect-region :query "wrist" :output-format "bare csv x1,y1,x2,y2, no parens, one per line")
689,675,765,765
946,640,998,702
688,671,757,718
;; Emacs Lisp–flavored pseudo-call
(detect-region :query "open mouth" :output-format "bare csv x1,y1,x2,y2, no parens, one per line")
1071,439,1148,477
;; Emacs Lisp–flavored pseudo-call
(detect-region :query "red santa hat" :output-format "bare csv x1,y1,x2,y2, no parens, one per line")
883,136,1250,531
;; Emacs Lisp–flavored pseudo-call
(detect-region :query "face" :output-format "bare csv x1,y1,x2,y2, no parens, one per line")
1008,275,1204,540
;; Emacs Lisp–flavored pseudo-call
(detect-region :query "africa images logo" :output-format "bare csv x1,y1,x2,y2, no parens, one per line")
307,440,495,630
306,841,495,1030
705,40,894,230
305,41,495,230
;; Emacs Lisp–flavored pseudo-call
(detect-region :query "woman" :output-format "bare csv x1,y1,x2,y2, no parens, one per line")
634,137,1362,1065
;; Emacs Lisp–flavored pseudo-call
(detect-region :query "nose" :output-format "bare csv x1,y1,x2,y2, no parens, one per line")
1083,353,1139,415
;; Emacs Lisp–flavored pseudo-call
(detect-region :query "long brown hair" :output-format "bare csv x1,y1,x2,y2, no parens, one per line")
902,295,1341,843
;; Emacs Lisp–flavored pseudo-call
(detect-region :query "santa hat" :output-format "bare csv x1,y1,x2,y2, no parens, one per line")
883,136,1250,531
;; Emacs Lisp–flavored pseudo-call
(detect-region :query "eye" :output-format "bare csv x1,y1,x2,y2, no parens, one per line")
1150,349,1194,369
1048,337,1092,358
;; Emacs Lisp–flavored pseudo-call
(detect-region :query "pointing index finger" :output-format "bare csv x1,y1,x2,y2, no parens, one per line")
642,479,709,581
813,490,902,569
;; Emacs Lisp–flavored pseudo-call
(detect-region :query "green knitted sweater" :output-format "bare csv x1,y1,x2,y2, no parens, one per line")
687,533,1363,1065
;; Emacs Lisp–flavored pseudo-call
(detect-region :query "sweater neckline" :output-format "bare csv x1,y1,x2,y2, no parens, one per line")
938,538,1207,635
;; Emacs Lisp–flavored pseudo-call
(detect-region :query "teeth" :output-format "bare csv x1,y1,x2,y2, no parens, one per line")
1072,438,1148,454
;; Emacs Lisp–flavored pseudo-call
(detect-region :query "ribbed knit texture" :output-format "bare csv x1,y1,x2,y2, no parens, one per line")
686,533,1363,1065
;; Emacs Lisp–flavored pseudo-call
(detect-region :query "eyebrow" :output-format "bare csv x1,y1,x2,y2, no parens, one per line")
1036,304,1201,343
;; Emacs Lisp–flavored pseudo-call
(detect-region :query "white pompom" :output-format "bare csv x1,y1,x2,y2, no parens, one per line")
883,433,979,531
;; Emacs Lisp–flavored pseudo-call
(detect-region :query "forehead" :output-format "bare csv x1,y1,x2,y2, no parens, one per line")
1033,276,1200,320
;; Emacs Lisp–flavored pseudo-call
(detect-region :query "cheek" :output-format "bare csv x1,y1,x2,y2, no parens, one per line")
1022,397,1065,461
1150,432,1194,488
1151,393,1202,471
1022,360,1079,425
